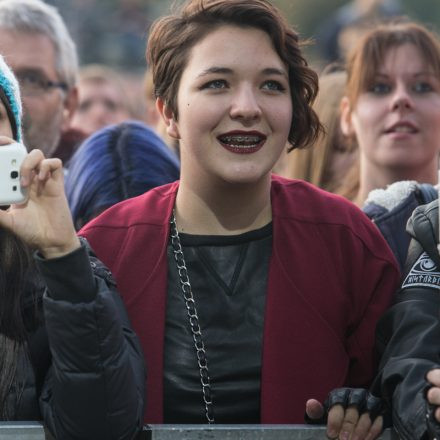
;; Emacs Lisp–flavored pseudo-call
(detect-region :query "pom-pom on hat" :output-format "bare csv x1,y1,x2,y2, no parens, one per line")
0,54,22,142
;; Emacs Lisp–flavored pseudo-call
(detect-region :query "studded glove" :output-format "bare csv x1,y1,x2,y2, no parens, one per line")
305,387,384,425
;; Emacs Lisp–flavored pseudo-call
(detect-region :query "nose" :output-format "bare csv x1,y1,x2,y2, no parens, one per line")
229,86,261,123
90,101,112,123
391,83,413,111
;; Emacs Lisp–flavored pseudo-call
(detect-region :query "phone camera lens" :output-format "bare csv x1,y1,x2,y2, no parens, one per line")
10,171,18,179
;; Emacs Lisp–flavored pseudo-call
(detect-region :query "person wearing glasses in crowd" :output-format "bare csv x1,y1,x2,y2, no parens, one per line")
0,0,78,158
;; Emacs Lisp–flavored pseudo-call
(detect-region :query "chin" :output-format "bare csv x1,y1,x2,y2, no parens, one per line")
378,149,424,166
383,158,433,174
221,167,270,185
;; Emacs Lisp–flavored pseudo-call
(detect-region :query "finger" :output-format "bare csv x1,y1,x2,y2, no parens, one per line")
427,369,440,387
338,406,360,440
326,404,344,439
427,387,440,406
351,412,372,440
435,406,440,423
365,415,383,440
37,158,63,181
20,149,45,187
0,135,14,146
305,399,325,420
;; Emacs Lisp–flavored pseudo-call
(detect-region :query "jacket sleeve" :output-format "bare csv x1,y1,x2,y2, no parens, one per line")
35,238,146,440
371,200,440,440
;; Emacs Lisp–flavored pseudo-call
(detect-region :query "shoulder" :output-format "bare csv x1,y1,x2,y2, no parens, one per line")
400,201,440,298
79,181,178,234
78,182,177,268
364,181,437,221
271,175,398,263
271,175,367,224
404,200,440,275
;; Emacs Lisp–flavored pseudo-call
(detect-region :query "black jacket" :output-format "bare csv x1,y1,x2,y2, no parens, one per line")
372,200,440,439
6,239,145,439
4,273,49,421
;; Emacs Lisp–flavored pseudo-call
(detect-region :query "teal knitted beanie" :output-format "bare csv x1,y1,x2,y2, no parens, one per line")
0,54,22,142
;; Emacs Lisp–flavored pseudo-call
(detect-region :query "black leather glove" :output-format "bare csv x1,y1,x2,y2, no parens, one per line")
426,401,440,440
305,387,384,425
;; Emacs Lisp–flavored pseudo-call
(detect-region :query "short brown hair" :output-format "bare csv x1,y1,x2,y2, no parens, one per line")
345,20,440,106
147,0,322,150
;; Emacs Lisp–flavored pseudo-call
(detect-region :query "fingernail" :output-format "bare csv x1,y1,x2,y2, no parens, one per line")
327,430,337,439
20,175,27,186
340,432,350,440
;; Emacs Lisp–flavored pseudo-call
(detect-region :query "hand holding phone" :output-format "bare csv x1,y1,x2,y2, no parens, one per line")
0,141,27,205
0,146,80,259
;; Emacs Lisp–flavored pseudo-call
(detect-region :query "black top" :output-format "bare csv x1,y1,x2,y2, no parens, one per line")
164,223,272,423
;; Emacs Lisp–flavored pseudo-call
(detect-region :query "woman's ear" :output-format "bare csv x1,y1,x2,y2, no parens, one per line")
156,97,180,139
340,96,354,137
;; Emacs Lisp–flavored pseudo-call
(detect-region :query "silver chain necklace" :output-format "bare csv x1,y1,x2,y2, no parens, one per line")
170,211,215,424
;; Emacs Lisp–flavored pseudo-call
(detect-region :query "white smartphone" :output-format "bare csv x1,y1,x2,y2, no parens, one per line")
0,142,27,205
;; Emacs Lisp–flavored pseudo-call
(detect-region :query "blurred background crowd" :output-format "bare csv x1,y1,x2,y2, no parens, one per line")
46,0,440,67
43,0,440,121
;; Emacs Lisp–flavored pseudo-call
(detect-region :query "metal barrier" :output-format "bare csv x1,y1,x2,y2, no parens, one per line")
142,425,398,439
0,423,398,440
0,422,51,440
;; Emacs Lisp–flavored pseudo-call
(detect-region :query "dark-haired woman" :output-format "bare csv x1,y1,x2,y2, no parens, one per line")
78,1,400,438
0,53,145,439
0,51,47,421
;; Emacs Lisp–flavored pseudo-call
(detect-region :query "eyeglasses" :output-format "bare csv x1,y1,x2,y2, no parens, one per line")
15,70,68,97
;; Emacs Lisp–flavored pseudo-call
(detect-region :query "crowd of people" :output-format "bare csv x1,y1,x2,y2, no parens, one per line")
1,0,440,439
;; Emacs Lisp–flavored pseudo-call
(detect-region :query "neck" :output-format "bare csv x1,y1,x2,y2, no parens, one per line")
357,160,439,207
175,174,272,235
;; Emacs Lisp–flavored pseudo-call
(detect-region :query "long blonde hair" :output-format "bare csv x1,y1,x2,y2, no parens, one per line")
284,69,354,193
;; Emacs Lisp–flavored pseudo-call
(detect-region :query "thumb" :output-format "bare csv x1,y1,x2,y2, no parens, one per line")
306,398,325,420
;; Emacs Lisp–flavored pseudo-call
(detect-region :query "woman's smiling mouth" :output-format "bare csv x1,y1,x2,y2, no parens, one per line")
217,131,266,154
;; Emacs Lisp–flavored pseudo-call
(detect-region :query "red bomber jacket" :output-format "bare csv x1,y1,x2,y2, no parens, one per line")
79,175,400,423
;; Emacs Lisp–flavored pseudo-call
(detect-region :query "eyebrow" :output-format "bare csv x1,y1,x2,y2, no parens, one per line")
16,67,47,76
197,67,232,78
15,67,53,82
375,71,437,78
196,66,288,78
